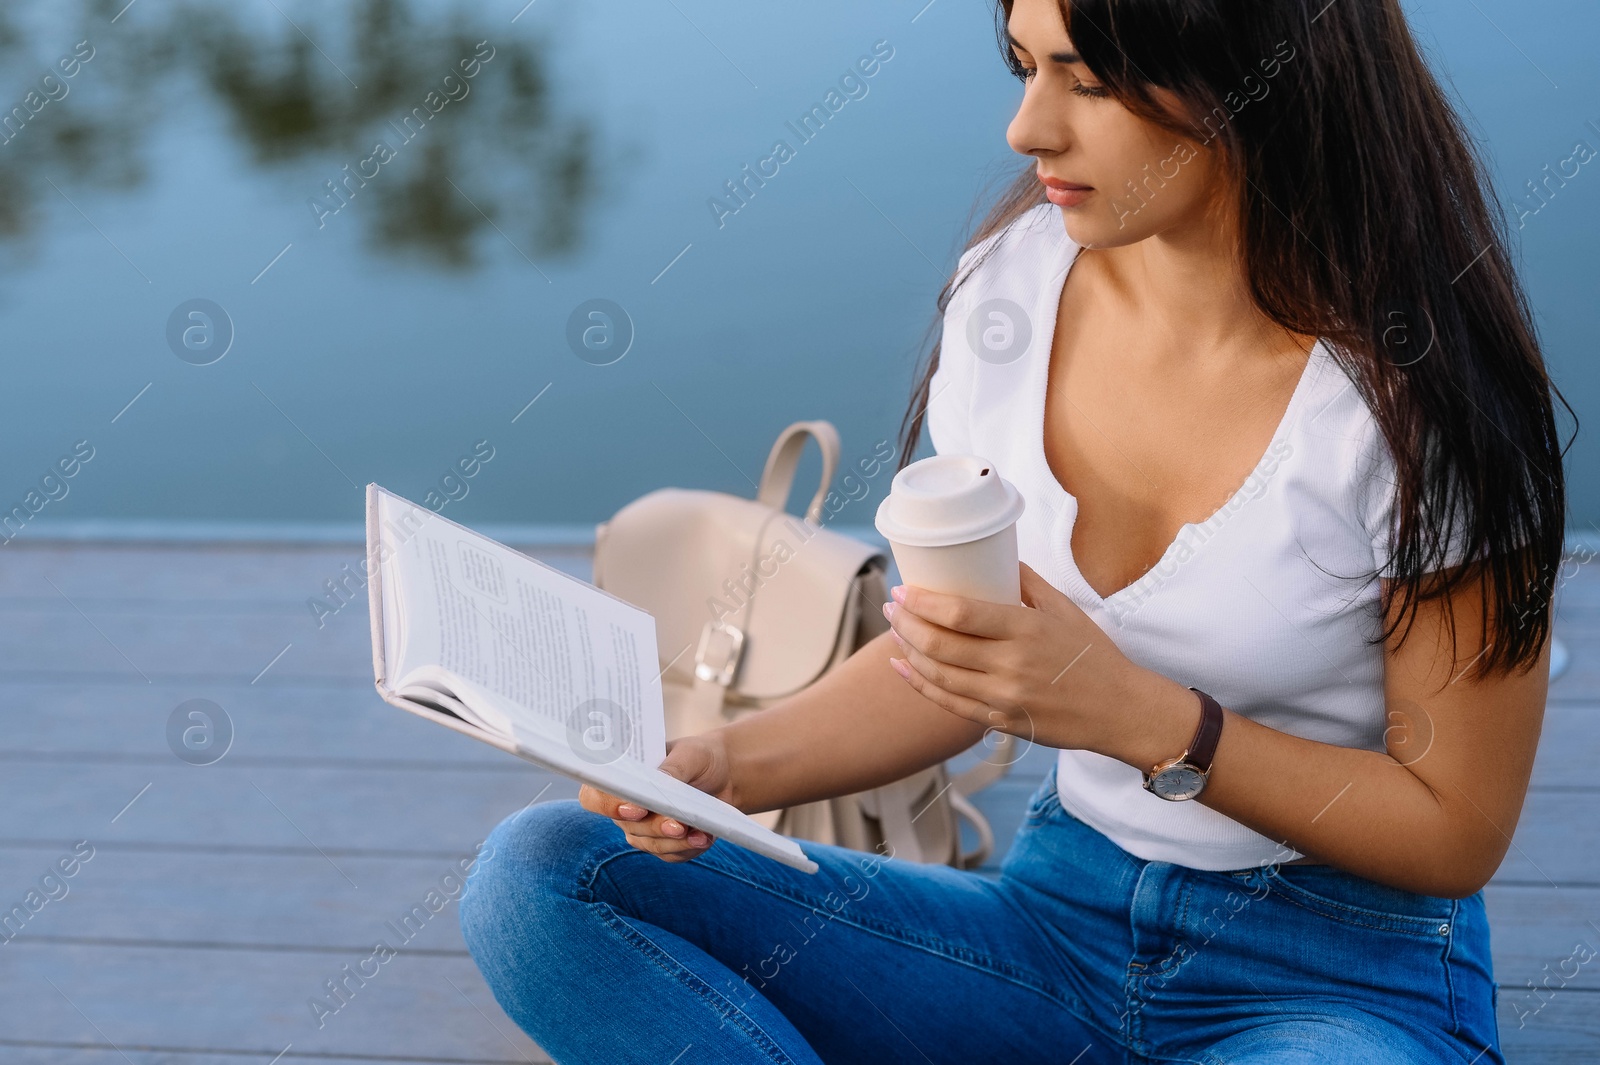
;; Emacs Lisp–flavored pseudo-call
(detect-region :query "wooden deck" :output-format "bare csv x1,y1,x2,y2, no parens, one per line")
0,539,1594,1063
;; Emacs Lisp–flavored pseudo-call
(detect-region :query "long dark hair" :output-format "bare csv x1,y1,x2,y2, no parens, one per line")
896,0,1573,678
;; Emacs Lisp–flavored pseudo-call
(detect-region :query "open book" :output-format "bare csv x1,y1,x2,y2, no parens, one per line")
365,484,817,874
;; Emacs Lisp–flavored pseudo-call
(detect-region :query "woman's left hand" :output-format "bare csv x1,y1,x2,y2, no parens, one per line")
883,561,1162,756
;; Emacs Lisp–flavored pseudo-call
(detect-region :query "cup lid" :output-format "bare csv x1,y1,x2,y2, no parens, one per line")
874,454,1025,547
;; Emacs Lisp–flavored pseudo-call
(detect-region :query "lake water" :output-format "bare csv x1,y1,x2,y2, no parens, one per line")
1,0,1594,539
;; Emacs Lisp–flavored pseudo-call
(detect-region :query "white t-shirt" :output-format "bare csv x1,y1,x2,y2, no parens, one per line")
925,203,1473,870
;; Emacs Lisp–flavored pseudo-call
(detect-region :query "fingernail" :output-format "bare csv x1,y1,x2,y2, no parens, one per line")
617,803,644,819
890,657,911,679
891,585,906,603
890,629,903,646
688,831,709,847
662,819,684,836
882,601,896,621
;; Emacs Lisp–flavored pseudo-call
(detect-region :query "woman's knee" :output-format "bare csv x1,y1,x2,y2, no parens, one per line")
458,799,625,957
1196,1018,1448,1064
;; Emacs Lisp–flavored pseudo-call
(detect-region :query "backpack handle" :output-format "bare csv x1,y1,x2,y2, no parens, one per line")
757,420,841,525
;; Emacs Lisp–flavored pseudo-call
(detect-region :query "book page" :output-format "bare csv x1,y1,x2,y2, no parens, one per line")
500,714,818,874
373,488,666,769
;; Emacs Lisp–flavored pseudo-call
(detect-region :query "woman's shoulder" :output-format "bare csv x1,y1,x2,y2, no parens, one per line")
1291,344,1476,574
1287,344,1390,500
928,205,1065,457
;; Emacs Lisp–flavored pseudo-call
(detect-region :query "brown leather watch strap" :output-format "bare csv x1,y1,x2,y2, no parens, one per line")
1184,687,1225,773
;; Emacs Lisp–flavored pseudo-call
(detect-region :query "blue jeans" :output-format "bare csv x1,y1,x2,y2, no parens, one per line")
459,766,1502,1064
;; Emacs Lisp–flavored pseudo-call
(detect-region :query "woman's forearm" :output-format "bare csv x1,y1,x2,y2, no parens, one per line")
717,629,989,815
1206,713,1492,896
1105,670,1521,898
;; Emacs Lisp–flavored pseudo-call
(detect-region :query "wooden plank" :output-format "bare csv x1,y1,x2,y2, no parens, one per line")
0,681,515,767
0,761,574,856
1549,643,1599,704
0,847,495,952
1549,561,1598,702
1500,992,1600,1061
1483,886,1600,992
1488,788,1600,886
0,941,549,1063
0,1049,535,1065
1528,702,1600,787
0,609,377,683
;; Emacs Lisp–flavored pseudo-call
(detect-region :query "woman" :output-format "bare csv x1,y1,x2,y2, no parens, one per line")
460,0,1570,1060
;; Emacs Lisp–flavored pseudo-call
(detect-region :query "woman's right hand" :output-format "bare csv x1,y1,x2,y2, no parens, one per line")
577,730,735,862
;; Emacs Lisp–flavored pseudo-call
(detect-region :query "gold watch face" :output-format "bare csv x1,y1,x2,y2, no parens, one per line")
1149,764,1206,801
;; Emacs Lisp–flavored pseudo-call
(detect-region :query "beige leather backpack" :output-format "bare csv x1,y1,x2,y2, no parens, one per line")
591,420,1013,868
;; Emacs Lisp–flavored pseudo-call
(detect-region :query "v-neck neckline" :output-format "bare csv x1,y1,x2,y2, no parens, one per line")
1025,225,1328,609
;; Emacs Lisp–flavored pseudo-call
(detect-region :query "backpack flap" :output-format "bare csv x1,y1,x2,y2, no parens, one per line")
593,486,886,701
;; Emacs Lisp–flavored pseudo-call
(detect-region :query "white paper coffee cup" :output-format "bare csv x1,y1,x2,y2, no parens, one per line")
874,454,1026,605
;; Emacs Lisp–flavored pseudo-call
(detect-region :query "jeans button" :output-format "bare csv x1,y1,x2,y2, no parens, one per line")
1438,923,1450,936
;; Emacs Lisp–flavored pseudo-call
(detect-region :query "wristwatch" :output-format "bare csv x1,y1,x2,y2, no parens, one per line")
1142,687,1224,801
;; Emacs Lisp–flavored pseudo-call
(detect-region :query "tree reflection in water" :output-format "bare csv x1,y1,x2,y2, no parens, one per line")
0,0,596,269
